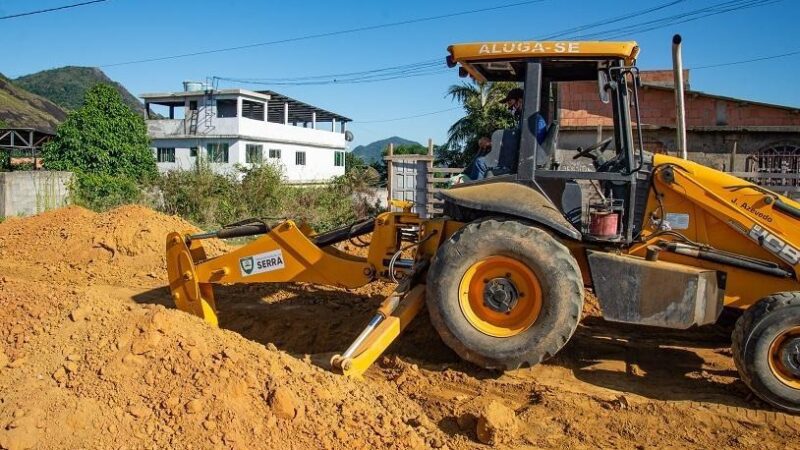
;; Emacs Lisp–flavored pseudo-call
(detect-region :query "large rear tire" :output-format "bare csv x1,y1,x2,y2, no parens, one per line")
732,292,800,413
426,218,583,370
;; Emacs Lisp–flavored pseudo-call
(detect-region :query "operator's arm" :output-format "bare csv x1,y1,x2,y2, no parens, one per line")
534,113,547,145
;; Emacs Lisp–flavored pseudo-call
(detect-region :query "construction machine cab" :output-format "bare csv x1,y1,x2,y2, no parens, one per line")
443,41,647,243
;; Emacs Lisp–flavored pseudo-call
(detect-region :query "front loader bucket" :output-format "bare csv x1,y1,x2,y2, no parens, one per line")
166,232,219,326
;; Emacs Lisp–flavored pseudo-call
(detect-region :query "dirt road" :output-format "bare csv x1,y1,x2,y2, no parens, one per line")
0,206,798,449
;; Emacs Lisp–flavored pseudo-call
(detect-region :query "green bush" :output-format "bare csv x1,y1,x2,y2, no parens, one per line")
156,159,245,229
155,161,380,232
72,173,141,211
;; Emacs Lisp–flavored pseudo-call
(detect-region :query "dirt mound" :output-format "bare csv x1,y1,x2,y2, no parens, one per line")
0,277,440,449
0,205,227,284
1,205,799,449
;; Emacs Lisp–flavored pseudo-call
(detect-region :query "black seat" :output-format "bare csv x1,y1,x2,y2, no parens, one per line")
537,121,559,168
484,128,520,176
483,121,561,177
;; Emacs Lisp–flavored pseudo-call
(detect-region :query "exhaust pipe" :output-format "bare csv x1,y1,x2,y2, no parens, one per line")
672,34,688,160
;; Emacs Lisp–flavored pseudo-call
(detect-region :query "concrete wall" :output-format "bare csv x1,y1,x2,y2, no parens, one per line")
560,79,800,129
0,171,72,217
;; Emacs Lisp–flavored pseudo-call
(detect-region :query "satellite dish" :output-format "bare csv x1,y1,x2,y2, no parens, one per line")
345,130,354,142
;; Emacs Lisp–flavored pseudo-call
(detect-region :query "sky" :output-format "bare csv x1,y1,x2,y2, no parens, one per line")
1,0,799,149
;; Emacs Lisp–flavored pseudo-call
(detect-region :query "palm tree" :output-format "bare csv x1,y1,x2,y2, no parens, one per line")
443,80,517,166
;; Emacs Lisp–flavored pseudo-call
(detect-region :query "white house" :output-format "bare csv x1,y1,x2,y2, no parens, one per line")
141,85,351,183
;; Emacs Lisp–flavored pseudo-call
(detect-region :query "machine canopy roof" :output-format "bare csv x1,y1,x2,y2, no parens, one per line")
447,41,639,82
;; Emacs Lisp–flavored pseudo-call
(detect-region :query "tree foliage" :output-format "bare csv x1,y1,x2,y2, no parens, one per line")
442,80,518,167
43,84,155,182
369,143,434,181
345,151,366,173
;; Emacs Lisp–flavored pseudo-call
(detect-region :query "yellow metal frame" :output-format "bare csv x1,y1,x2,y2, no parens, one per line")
628,154,800,309
166,219,376,326
332,284,426,378
448,40,639,82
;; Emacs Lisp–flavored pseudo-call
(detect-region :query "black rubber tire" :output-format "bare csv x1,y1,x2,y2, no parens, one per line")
425,218,584,370
732,292,800,413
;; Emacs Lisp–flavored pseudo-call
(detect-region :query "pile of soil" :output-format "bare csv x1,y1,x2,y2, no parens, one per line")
0,207,442,449
0,205,798,449
0,205,227,284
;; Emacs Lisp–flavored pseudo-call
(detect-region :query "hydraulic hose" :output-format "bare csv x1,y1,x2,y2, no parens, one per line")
662,242,793,278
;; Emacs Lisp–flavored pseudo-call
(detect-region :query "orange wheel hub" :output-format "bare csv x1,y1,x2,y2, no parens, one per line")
458,255,542,338
768,326,800,389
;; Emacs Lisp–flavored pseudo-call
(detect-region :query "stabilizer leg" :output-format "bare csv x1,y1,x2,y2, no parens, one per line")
331,283,426,377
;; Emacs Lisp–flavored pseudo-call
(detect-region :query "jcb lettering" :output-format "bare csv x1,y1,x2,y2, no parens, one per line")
780,245,800,266
747,224,800,266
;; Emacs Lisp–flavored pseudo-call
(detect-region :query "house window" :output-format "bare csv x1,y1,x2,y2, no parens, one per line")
190,147,198,157
268,149,281,159
295,151,306,166
242,100,265,121
246,144,263,163
216,99,237,118
334,151,345,167
206,143,229,163
156,147,175,163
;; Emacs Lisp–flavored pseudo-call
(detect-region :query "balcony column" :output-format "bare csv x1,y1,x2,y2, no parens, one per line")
342,121,347,134
331,118,336,132
283,102,289,125
312,112,317,130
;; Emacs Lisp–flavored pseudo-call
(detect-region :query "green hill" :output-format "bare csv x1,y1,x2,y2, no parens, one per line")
351,136,421,164
0,73,67,133
14,66,143,113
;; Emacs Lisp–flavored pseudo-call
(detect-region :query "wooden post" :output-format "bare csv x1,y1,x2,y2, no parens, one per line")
30,130,36,170
426,139,435,217
729,140,738,172
386,143,394,208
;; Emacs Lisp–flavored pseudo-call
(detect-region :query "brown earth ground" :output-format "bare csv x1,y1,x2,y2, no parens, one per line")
0,205,799,449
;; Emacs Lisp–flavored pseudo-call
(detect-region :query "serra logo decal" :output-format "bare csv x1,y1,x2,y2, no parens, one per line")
239,250,285,277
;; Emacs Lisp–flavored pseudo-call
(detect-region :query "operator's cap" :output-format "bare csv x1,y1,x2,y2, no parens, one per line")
501,88,524,103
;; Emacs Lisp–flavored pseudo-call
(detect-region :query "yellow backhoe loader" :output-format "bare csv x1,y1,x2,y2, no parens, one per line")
166,39,800,413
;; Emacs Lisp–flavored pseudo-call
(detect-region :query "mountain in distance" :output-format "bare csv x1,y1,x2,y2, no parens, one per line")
351,136,421,164
14,66,144,113
0,73,67,133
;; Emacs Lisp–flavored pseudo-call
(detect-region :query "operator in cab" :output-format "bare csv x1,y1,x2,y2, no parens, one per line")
456,88,550,184
502,87,547,144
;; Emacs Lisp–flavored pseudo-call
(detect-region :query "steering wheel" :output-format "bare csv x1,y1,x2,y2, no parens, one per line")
573,137,613,160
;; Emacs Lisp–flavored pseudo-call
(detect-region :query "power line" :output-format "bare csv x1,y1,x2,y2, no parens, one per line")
227,58,442,82
690,49,800,70
99,0,548,67
221,0,778,88
0,0,108,20
580,0,780,40
353,107,460,124
541,0,688,39
216,58,448,86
